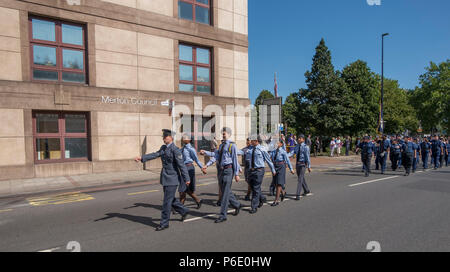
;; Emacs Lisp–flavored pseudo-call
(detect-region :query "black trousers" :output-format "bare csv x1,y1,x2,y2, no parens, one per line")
392,153,400,171
361,154,372,176
402,153,413,174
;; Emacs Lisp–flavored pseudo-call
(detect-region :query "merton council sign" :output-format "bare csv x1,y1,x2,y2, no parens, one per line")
101,96,171,107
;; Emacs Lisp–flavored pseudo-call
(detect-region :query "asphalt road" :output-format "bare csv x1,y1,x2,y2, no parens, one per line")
0,165,449,252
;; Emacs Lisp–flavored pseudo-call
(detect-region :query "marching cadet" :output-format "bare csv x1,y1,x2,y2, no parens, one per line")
201,140,225,207
179,134,205,209
396,135,405,169
269,137,286,196
289,134,313,200
379,135,390,174
439,137,446,168
445,137,450,167
239,138,253,201
246,135,276,214
134,129,190,231
390,139,402,171
356,136,375,177
204,127,242,223
375,137,381,171
420,137,431,169
412,138,421,173
401,136,416,176
270,139,295,206
430,135,442,170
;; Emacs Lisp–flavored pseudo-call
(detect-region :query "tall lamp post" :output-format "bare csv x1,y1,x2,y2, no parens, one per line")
380,33,389,134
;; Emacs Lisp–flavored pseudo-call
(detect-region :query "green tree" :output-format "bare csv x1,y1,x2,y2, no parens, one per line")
340,60,380,136
301,38,350,136
410,60,450,134
383,79,419,134
282,92,300,135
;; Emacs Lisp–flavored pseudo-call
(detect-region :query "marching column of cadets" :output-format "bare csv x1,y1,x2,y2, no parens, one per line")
135,128,313,231
136,128,449,231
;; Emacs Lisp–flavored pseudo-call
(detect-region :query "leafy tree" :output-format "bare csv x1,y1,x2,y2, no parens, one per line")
282,92,300,135
340,60,380,136
301,38,350,136
383,79,419,134
410,60,450,134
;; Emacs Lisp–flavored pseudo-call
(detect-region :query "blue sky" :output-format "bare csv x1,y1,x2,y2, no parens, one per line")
248,0,450,103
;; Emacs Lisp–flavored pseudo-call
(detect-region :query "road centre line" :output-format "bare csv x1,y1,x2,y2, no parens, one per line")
348,176,399,187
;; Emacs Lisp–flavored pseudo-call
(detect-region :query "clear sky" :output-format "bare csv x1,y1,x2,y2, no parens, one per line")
248,0,450,103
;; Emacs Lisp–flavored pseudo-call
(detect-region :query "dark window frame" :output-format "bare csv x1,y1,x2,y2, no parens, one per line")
178,0,212,25
29,15,87,84
32,110,91,164
179,43,213,95
180,115,215,151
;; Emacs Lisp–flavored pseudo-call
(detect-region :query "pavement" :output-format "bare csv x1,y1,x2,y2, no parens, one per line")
0,160,449,252
0,155,362,199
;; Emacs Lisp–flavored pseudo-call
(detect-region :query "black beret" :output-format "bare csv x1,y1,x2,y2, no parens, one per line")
162,129,175,138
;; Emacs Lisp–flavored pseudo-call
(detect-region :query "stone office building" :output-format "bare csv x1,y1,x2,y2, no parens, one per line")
0,0,250,181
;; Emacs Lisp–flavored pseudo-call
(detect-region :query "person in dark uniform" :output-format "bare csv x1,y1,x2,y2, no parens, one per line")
430,135,442,170
439,137,446,168
401,136,416,176
412,138,421,173
179,134,205,209
396,135,404,169
246,135,276,214
445,137,450,167
356,136,375,177
379,135,390,174
270,139,295,206
420,137,431,169
344,136,351,156
289,134,313,200
391,139,401,171
134,129,190,231
205,127,242,223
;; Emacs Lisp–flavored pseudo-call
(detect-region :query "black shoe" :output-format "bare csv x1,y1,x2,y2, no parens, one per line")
295,196,301,201
381,172,385,175
365,173,369,177
281,192,286,202
244,195,251,201
155,225,169,231
215,200,221,207
271,202,279,207
234,205,241,216
249,209,257,214
181,212,189,222
214,217,227,224
258,198,266,208
196,200,203,210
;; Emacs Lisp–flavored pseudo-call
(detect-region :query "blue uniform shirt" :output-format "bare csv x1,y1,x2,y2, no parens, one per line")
271,147,294,172
358,141,375,155
182,143,203,169
246,145,276,173
288,143,311,168
204,140,240,176
391,143,401,154
401,142,415,154
420,142,431,153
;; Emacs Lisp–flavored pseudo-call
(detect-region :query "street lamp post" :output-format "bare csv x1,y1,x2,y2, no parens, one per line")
381,33,389,134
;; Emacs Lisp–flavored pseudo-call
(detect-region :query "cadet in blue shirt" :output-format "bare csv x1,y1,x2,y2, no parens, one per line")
412,138,421,173
288,134,313,200
439,137,446,168
179,134,206,209
420,138,431,169
246,135,276,214
430,135,442,169
270,139,295,206
203,127,241,223
135,129,190,231
390,139,402,171
356,136,376,177
401,136,416,176
238,138,252,201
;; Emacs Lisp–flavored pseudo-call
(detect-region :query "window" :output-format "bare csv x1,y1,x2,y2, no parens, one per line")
33,111,90,163
178,0,211,25
29,16,87,84
179,44,212,94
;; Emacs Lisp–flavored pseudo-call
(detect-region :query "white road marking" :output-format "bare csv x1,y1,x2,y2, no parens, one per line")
348,176,399,187
38,247,60,252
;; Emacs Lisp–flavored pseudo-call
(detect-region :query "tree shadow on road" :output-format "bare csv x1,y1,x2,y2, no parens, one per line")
94,213,161,228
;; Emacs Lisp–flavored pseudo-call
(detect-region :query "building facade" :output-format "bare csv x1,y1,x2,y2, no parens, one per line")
0,0,250,181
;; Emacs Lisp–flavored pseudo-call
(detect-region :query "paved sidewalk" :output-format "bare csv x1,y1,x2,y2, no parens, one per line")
0,155,362,199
